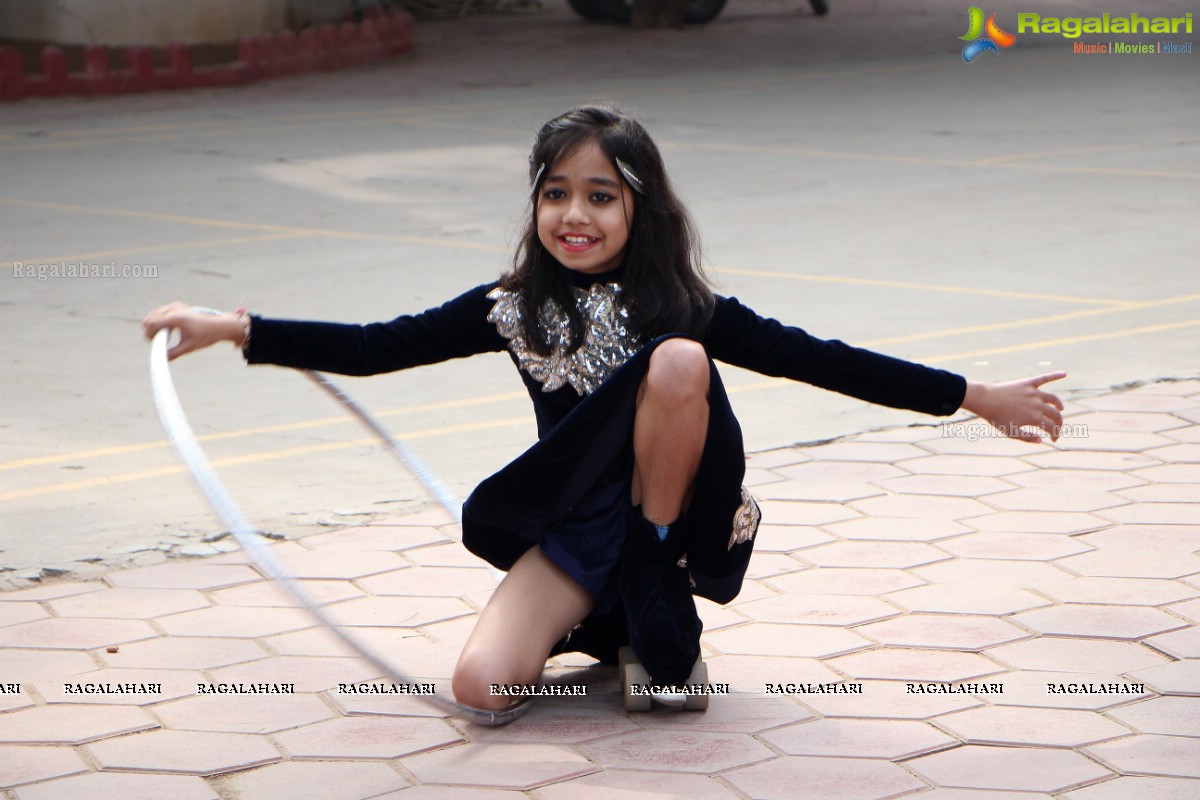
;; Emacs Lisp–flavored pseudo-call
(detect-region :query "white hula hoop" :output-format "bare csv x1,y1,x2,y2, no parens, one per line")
149,328,529,726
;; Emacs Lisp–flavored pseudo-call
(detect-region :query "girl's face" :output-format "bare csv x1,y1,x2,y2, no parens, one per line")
536,140,634,275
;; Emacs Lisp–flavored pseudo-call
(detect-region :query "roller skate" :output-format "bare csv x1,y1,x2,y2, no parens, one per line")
619,645,710,711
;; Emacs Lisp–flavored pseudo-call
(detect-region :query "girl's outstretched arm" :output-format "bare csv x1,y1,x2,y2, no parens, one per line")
960,371,1067,443
142,301,247,360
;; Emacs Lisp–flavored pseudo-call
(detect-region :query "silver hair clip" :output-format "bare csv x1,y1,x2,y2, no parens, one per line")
532,162,545,188
615,158,645,195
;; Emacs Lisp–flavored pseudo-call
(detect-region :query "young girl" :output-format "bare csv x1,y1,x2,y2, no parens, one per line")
144,105,1065,714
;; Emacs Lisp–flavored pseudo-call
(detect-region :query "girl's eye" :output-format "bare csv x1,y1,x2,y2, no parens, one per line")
542,188,565,200
590,193,614,204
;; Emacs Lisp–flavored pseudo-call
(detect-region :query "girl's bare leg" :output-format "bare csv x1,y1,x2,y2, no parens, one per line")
632,338,711,524
452,546,594,710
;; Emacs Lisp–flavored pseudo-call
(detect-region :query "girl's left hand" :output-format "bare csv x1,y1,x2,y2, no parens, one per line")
961,372,1067,443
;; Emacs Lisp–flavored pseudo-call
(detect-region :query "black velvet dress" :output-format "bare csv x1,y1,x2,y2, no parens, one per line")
245,267,966,657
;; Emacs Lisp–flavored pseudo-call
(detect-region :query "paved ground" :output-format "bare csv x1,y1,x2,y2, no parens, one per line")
0,2,1197,798
0,379,1198,798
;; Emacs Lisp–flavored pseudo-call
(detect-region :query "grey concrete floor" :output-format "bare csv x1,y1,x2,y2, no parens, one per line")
1,0,1197,580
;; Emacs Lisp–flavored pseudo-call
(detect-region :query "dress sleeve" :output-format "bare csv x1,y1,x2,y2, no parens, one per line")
244,283,507,376
704,295,966,417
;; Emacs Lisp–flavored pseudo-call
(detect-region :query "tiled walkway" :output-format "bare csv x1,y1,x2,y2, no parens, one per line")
1,380,1198,799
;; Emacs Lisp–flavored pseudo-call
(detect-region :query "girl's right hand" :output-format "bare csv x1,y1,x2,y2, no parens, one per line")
142,301,246,361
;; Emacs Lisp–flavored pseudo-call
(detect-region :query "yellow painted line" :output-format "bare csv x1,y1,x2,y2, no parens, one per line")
663,140,1200,181
921,319,1200,365
0,390,528,471
973,139,1199,165
12,232,310,268
0,417,529,503
864,292,1200,348
0,197,507,253
712,266,1132,308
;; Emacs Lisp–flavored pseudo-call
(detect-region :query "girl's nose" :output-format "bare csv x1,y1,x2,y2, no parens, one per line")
562,198,589,224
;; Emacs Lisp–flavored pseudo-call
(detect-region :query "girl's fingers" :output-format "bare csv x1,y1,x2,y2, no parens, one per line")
1030,371,1067,389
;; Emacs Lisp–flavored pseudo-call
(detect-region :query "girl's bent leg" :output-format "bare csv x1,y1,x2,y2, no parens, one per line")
452,546,593,710
632,338,711,525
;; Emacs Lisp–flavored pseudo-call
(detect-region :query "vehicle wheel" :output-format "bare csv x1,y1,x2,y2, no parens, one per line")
590,0,728,25
567,0,614,20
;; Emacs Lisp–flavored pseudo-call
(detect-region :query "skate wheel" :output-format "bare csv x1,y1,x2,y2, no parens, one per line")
684,661,709,710
620,647,652,712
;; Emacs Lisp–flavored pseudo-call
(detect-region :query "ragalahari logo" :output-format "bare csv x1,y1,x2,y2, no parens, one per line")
961,7,1016,62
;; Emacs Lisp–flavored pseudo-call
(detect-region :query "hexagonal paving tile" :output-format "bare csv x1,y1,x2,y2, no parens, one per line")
901,454,1035,477
1012,605,1186,640
933,706,1132,747
155,691,336,733
765,568,925,596
323,596,473,627
823,516,972,542
1005,468,1145,492
208,578,365,607
735,594,900,627
848,494,994,521
1107,696,1200,737
703,622,871,659
885,584,1050,616
98,635,268,670
799,541,950,569
153,606,315,638
535,769,742,800
403,742,598,790
105,562,260,590
269,549,410,579
0,582,106,602
1058,549,1200,580
207,655,378,693
38,667,204,705
1084,734,1200,778
798,441,928,463
702,654,839,694
357,566,498,597
798,679,982,720
986,670,1152,711
724,755,927,800
1145,627,1200,659
857,614,1029,651
964,511,1109,534
0,745,88,789
1060,776,1200,800
937,531,1093,561
0,617,156,650
0,649,97,681
12,771,220,800
982,488,1128,513
0,704,156,744
274,716,461,759
908,745,1113,792
873,474,1015,498
47,587,211,618
760,718,956,759
1100,502,1200,525
1025,450,1160,471
299,524,447,551
209,759,409,800
1128,660,1200,696
912,559,1075,591
1082,523,1200,551
633,693,811,734
1042,577,1197,606
579,729,773,773
0,603,49,627
987,638,1168,674
755,500,861,526
87,729,282,776
827,648,1003,683
466,704,639,744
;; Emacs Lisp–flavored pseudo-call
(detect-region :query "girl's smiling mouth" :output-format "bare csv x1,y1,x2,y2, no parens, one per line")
558,234,600,251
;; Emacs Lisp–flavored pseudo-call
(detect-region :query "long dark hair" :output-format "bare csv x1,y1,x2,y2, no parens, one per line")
502,106,714,356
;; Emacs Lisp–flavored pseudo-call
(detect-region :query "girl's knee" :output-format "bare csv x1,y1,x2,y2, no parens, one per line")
452,652,523,711
646,339,709,397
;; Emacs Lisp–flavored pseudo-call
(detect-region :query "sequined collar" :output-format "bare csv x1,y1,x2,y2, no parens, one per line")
487,282,640,396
